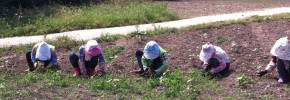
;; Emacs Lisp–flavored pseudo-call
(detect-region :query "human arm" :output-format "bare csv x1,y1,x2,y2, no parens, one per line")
154,54,169,76
210,61,226,75
142,56,149,70
97,53,106,73
78,47,87,76
265,56,277,72
49,50,57,65
31,47,37,63
258,56,277,77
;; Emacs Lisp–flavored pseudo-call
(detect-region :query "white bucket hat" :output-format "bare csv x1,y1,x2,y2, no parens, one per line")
35,42,51,61
199,43,215,62
144,41,160,60
270,36,290,60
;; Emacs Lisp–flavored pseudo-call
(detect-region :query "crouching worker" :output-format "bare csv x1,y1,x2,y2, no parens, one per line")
25,42,59,71
69,40,106,78
199,43,230,76
258,37,290,83
131,41,169,77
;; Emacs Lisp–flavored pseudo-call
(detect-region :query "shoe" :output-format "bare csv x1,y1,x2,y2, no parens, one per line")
278,77,284,83
131,69,144,74
97,69,105,76
89,67,96,76
73,67,81,77
25,68,34,72
82,74,89,78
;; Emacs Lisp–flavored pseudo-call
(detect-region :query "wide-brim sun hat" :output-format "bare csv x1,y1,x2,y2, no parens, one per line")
85,40,101,56
270,36,290,60
144,41,160,60
199,43,215,62
35,42,51,61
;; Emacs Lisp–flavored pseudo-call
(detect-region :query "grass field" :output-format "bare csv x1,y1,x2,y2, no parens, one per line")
0,1,178,38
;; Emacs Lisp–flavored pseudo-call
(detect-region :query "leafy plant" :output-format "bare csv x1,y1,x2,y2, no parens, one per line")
236,74,252,88
214,35,227,45
97,34,125,43
46,36,84,50
104,46,124,62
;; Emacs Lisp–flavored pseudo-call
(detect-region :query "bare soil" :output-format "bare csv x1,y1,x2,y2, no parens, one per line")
2,0,290,99
1,20,290,99
157,0,290,18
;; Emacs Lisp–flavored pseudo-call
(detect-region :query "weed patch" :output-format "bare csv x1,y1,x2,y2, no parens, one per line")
46,36,84,50
236,73,252,88
0,69,222,99
104,46,125,62
214,35,228,45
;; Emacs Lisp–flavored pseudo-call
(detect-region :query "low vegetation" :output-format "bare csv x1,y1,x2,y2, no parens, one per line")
0,69,221,99
0,0,178,38
1,13,290,99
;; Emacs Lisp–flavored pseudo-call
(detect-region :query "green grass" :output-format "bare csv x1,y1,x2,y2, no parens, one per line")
104,46,125,62
46,36,85,50
236,73,253,88
0,69,222,99
214,35,228,45
190,13,290,31
0,1,178,38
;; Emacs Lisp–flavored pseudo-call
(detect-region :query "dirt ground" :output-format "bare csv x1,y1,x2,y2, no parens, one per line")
2,0,290,99
1,20,290,98
157,0,290,18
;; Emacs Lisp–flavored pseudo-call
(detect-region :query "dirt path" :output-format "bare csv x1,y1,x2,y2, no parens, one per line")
2,20,290,99
157,0,290,18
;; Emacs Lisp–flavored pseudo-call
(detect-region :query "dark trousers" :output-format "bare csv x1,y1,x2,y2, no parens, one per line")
136,50,162,70
203,58,230,75
26,51,50,70
69,53,98,71
276,58,290,81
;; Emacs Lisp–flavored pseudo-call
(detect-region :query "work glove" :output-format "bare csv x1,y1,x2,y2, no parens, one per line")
141,68,155,77
97,68,105,76
202,66,211,73
149,68,156,74
257,70,268,77
34,61,39,68
46,64,53,68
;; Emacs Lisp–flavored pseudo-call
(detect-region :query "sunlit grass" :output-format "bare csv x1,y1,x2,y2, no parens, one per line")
0,69,222,99
0,1,178,38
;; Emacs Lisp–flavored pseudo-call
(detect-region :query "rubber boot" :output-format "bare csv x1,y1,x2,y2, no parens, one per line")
82,73,89,78
73,67,81,77
89,67,96,76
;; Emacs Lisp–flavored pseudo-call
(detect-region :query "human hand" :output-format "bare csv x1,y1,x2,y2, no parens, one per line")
149,68,156,74
34,61,41,68
46,64,52,68
257,70,268,77
97,68,105,76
